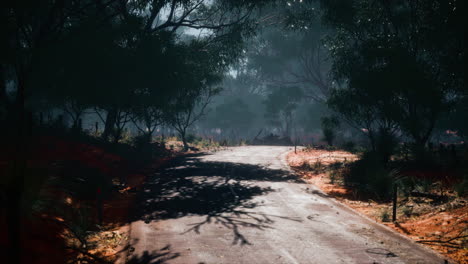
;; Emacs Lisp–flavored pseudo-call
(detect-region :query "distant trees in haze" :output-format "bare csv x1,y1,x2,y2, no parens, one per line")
320,116,339,146
263,0,466,157
206,98,255,141
264,85,303,138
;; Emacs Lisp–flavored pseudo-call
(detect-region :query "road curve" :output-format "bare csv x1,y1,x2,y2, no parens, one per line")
124,146,447,264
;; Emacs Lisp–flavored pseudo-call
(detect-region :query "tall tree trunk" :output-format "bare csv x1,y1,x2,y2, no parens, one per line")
102,108,117,141
0,65,12,123
7,70,28,264
113,127,122,144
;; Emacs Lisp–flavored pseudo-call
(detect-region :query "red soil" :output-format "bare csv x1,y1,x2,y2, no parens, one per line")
288,149,468,264
0,136,172,264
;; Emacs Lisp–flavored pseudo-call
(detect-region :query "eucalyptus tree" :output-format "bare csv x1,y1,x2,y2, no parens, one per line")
163,38,226,150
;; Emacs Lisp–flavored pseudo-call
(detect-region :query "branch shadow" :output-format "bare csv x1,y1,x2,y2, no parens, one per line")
132,152,303,245
127,245,180,264
182,206,303,245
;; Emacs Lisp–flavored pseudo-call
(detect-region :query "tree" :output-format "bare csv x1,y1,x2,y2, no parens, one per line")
248,16,332,103
167,85,220,151
264,86,303,138
320,0,462,158
208,98,255,141
320,116,339,146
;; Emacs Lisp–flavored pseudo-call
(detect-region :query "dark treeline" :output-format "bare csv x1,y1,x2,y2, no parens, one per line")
0,1,272,263
1,0,272,148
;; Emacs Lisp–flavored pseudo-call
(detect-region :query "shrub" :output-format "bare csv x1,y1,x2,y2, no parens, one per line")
373,128,399,164
328,162,344,184
379,208,391,222
401,206,413,217
299,161,312,170
321,116,340,146
311,161,324,173
186,134,202,143
343,152,395,200
341,141,356,153
132,133,151,147
131,134,153,160
329,170,339,184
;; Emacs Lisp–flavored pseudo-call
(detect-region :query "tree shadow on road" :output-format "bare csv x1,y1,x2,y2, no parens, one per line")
182,207,303,245
127,244,180,264
132,153,303,245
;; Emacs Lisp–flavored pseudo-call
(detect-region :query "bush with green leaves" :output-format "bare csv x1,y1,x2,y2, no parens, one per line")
186,134,202,144
379,208,391,222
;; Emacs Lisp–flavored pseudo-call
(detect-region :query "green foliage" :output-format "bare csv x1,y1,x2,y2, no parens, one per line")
379,208,391,222
323,0,464,158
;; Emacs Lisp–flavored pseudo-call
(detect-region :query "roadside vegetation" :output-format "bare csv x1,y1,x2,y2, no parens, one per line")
0,123,183,263
288,145,467,263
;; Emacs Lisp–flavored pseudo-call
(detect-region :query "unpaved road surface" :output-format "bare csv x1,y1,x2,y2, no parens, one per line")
124,146,447,264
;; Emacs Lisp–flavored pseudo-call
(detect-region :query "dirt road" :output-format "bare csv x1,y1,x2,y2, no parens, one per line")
123,146,447,264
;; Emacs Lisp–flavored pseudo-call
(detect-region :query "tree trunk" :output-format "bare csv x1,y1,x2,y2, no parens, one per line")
113,128,122,144
0,65,7,108
102,108,117,141
7,72,28,264
0,65,13,124
181,130,189,151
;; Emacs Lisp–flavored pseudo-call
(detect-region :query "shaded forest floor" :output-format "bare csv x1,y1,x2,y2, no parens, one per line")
288,149,468,264
0,132,180,264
